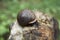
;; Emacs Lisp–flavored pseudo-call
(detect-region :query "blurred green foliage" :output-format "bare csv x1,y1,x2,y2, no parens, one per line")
0,0,60,40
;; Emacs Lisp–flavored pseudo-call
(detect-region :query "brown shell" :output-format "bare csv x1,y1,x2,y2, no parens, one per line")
17,9,36,26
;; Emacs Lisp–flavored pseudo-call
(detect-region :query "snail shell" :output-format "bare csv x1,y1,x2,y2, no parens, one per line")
17,9,36,26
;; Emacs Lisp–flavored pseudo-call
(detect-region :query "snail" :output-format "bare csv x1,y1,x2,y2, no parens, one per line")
17,9,37,26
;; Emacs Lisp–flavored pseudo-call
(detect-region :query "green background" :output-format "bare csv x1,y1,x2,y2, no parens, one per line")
0,0,60,40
